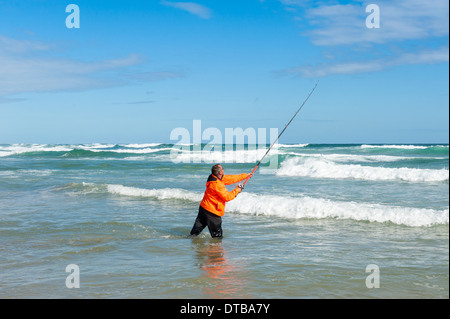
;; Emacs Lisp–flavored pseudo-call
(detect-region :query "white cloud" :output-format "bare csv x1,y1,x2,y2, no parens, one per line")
0,51,139,96
124,70,185,82
305,0,449,46
304,0,448,46
277,0,449,77
281,47,449,77
0,35,51,53
0,36,183,97
161,1,212,19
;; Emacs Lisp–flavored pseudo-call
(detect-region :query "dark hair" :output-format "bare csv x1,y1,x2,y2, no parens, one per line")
211,164,222,176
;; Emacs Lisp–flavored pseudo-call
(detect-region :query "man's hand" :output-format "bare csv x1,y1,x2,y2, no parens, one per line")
248,172,253,178
236,185,243,193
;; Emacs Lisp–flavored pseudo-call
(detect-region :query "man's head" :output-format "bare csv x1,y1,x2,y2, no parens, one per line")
211,164,224,179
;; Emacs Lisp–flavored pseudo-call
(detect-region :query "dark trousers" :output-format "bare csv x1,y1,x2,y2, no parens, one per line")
190,205,223,238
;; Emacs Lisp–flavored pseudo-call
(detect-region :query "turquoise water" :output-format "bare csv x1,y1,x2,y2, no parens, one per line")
0,143,448,298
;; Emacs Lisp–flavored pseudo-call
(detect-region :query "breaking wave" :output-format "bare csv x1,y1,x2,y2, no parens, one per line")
276,157,449,183
65,183,449,227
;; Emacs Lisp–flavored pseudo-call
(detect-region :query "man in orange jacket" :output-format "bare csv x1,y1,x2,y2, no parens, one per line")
190,164,252,238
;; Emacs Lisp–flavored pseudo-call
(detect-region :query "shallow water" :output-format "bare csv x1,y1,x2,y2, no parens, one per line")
0,143,448,298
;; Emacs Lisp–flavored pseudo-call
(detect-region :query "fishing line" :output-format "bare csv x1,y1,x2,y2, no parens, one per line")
240,81,319,189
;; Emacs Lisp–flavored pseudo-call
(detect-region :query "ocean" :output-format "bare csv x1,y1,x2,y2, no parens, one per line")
0,143,448,298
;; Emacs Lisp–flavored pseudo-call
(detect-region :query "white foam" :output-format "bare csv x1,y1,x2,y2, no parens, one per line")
277,143,309,148
168,148,277,163
0,144,73,157
0,143,167,157
229,193,449,227
276,157,449,182
119,143,162,148
75,146,173,154
75,143,116,149
289,153,412,163
102,147,172,154
106,184,203,202
361,144,428,150
103,184,449,227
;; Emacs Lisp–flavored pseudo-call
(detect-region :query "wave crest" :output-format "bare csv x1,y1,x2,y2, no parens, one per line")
96,183,448,227
276,157,449,182
230,193,449,227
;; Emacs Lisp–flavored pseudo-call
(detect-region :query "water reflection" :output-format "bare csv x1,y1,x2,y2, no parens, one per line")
192,237,251,298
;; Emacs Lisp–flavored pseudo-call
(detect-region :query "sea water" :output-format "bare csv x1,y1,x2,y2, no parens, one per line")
0,143,448,298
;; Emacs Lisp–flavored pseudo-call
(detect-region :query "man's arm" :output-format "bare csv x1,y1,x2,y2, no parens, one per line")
212,182,242,202
222,173,248,185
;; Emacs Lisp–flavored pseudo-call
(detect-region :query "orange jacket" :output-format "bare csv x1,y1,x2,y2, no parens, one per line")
200,173,248,217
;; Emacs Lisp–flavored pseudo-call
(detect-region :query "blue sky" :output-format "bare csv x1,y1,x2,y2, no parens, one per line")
0,0,448,144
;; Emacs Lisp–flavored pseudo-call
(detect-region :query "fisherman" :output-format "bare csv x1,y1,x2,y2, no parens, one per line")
190,164,252,238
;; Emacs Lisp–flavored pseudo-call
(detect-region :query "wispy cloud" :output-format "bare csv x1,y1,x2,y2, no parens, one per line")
112,100,156,105
304,0,448,46
161,1,212,19
277,0,449,77
0,35,51,53
282,47,449,77
123,70,185,82
0,36,183,98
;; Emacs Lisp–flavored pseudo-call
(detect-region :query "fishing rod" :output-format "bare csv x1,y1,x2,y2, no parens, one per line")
239,81,319,189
